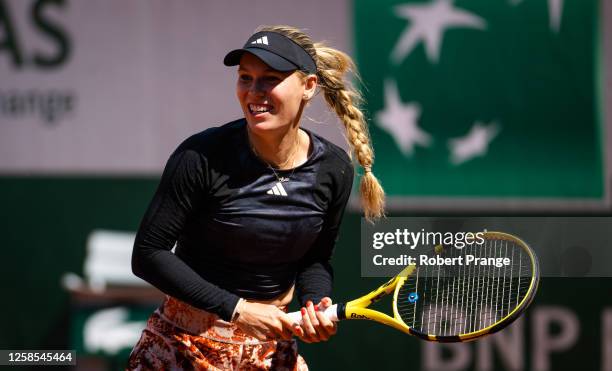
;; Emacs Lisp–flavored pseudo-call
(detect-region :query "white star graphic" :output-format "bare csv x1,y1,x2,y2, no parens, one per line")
391,0,487,65
509,0,564,32
448,122,500,165
375,79,432,157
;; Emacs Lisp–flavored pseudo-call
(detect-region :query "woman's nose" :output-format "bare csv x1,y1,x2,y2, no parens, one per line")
249,79,266,96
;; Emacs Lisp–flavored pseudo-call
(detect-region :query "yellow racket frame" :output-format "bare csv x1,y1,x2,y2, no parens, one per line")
342,231,539,342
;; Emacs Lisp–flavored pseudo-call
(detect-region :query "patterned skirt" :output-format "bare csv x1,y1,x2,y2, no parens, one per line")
126,296,308,371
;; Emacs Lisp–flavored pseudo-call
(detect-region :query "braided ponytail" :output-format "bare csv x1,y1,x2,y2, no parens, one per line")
256,25,385,221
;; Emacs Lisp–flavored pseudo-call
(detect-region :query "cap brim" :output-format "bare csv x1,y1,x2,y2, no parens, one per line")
223,48,298,72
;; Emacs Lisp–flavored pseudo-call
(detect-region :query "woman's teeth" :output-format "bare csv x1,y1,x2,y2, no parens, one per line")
249,104,271,114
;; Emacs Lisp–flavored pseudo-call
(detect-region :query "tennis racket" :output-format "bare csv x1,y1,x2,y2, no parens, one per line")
288,231,539,342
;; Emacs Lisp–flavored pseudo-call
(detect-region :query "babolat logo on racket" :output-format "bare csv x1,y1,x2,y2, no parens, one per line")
350,313,369,319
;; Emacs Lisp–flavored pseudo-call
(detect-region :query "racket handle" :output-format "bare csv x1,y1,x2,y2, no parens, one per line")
287,304,339,323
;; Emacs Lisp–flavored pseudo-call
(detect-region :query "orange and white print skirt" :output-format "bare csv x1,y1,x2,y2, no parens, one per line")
127,295,308,371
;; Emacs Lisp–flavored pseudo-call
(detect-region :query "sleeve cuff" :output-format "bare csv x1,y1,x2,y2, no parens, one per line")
218,294,242,322
230,298,245,322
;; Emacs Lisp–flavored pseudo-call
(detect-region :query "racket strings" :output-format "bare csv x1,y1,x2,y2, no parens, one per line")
396,237,533,336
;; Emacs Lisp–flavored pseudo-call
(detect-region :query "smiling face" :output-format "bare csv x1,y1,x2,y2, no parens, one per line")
236,52,316,134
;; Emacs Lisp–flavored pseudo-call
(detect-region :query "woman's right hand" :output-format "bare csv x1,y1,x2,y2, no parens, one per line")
233,301,304,341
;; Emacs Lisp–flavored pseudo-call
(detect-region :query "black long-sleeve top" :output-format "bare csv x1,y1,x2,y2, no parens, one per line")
131,118,354,321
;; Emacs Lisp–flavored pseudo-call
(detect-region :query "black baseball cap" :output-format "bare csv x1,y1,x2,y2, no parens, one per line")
223,31,317,74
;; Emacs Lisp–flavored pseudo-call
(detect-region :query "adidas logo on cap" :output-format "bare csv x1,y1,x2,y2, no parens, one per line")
251,36,269,45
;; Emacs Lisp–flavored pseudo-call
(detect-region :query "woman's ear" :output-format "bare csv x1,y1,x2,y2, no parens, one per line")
302,74,318,101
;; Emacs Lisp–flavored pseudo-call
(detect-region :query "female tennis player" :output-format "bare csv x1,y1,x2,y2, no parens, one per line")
127,25,384,370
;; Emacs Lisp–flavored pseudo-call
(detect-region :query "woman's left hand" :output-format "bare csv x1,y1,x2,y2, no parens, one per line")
298,297,337,343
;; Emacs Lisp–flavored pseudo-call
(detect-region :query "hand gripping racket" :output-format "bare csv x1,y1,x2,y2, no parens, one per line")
288,231,539,342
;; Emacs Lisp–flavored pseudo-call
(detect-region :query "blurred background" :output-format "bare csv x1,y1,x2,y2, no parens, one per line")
1,0,610,370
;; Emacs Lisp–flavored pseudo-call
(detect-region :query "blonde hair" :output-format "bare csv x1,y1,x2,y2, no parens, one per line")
256,25,385,221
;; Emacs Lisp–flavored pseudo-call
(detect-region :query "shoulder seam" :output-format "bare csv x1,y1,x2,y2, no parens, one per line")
308,130,352,167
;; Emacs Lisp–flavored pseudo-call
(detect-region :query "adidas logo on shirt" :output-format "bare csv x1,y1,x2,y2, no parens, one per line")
267,182,287,196
251,36,269,45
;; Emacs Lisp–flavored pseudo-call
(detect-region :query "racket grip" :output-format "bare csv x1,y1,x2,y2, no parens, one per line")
287,304,339,323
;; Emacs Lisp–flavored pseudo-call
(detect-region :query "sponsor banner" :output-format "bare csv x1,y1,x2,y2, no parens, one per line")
354,0,605,202
0,0,350,174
